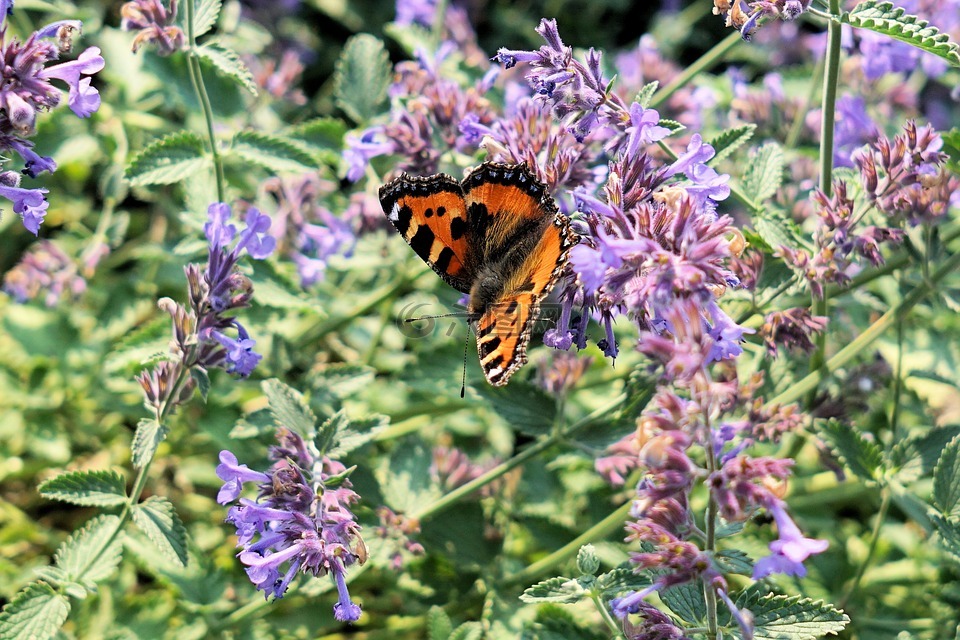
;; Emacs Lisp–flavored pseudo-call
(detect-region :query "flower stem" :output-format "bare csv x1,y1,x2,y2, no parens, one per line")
768,248,960,407
808,0,844,395
593,591,627,639
651,31,742,110
507,501,633,587
840,488,891,609
410,393,627,521
185,0,225,203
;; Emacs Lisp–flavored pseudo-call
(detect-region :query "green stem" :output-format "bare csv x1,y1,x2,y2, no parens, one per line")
808,0,844,392
703,413,719,639
508,501,633,587
593,591,627,639
185,0,225,203
410,394,626,521
839,488,891,609
650,31,742,110
768,248,960,408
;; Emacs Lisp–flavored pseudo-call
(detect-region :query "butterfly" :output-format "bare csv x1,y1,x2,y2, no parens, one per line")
379,162,577,386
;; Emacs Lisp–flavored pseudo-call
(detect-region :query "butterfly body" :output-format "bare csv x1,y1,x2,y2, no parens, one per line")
379,162,577,386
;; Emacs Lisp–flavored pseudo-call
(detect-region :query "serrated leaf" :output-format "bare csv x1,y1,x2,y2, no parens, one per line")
931,513,960,558
54,514,124,584
125,131,208,186
660,581,706,624
315,409,350,457
715,549,754,576
229,130,318,173
741,143,785,207
195,40,257,95
191,367,210,402
378,440,441,512
326,413,388,458
818,419,884,482
334,34,391,123
710,124,756,164
263,379,317,437
191,0,221,37
891,426,960,482
285,117,348,155
476,383,557,436
934,434,960,518
0,582,70,640
847,1,960,67
753,215,803,253
735,592,849,640
635,81,659,108
520,576,586,604
39,470,127,507
132,419,169,469
596,565,653,595
658,118,684,133
449,622,483,640
427,605,453,640
132,496,188,567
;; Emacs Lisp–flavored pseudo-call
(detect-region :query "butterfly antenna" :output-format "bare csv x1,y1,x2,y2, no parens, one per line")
405,312,465,322
460,323,472,398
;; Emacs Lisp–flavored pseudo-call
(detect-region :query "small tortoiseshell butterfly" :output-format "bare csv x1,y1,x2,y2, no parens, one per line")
379,162,577,386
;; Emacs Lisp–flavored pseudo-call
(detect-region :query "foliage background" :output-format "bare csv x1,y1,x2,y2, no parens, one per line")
0,0,959,639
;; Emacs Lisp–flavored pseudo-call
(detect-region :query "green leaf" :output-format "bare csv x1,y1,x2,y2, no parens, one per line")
309,363,377,400
125,131,209,186
192,0,221,37
715,549,754,576
195,40,257,95
476,383,557,436
735,592,849,640
934,434,960,518
286,117,347,145
709,124,756,164
741,142,785,208
383,21,432,56
634,81,659,108
229,130,318,173
449,622,483,640
595,564,653,596
334,34,391,123
818,419,884,482
132,418,169,469
520,576,585,604
132,496,188,567
315,409,350,457
931,513,960,559
891,426,960,482
327,413,389,457
378,440,441,513
427,605,453,640
263,378,317,437
54,514,124,584
191,367,211,402
753,211,806,253
39,470,127,507
0,582,70,640
577,544,600,576
846,1,960,68
660,581,706,624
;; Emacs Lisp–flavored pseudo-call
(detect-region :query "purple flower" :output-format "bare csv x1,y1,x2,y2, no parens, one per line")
2,239,86,305
213,325,263,377
39,46,104,117
343,128,395,182
0,183,49,235
219,429,366,621
121,0,186,55
395,0,438,28
216,450,270,504
753,501,828,579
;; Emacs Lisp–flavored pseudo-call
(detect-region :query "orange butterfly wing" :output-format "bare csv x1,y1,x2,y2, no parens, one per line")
379,173,474,293
463,163,577,386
